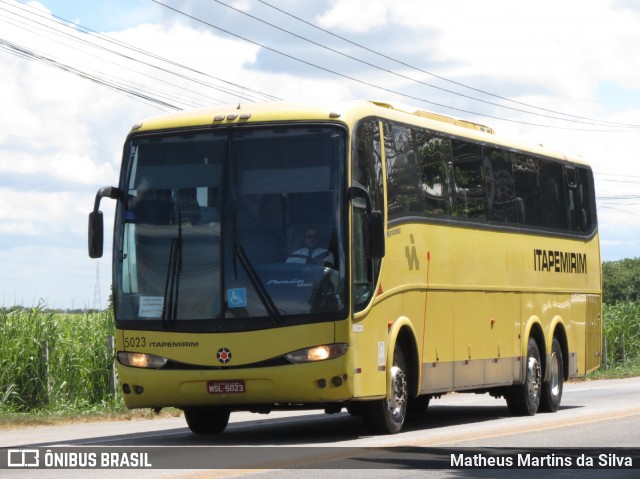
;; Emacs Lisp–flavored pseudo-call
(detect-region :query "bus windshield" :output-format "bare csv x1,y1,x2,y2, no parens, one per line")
114,126,347,326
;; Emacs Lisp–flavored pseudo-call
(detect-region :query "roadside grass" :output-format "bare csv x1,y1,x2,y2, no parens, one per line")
0,407,182,429
0,307,115,414
0,306,181,428
589,360,640,380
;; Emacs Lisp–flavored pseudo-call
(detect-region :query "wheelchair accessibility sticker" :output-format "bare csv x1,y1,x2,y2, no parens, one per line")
227,288,247,308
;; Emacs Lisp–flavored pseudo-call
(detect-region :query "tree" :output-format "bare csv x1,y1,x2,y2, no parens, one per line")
602,258,640,304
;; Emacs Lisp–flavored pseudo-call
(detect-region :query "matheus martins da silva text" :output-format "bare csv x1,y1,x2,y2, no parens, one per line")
451,452,634,468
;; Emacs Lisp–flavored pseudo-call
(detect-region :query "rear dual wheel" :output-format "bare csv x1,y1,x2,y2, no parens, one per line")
506,336,564,416
540,337,564,413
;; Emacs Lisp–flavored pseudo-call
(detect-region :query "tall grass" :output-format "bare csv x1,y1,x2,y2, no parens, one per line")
0,307,119,414
602,301,640,370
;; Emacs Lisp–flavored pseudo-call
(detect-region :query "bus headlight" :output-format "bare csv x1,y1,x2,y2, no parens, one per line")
285,344,347,363
118,352,168,369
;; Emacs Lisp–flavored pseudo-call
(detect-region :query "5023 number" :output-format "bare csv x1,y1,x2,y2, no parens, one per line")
123,337,146,348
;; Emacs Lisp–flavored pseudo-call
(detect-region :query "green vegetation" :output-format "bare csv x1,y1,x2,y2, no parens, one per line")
0,306,120,416
1,258,639,421
603,257,640,304
597,258,640,377
585,300,640,379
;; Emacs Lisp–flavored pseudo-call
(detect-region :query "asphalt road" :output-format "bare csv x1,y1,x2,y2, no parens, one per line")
2,377,640,478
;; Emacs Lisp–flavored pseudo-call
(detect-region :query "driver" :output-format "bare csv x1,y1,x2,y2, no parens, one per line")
286,227,334,267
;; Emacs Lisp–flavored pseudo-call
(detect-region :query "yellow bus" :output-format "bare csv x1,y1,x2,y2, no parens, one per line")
89,100,601,434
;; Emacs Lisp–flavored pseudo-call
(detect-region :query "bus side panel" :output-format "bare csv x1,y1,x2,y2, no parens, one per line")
453,292,489,389
482,292,520,386
585,294,603,374
452,292,519,390
564,293,586,378
351,294,403,399
420,291,454,393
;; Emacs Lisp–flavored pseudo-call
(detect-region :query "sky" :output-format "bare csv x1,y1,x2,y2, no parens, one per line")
1,0,639,309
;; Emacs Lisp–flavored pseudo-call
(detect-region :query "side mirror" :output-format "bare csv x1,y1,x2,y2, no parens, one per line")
88,211,104,258
88,186,121,259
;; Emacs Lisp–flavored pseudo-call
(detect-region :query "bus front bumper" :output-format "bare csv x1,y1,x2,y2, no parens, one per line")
116,356,353,410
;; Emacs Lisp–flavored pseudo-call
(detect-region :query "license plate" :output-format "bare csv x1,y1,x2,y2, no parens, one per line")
207,380,245,394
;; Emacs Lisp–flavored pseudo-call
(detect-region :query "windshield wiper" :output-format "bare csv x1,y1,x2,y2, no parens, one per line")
233,241,282,324
162,211,182,327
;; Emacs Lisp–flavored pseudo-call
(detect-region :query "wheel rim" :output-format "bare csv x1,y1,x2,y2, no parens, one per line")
387,365,407,422
526,355,542,400
549,351,560,397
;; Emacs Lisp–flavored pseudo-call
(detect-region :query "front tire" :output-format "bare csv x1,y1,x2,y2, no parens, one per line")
540,337,563,412
363,347,408,434
506,337,542,416
184,407,230,434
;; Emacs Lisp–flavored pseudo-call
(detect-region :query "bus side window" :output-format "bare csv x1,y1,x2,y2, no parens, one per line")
567,166,596,234
512,155,543,228
352,200,373,310
353,119,384,214
385,123,416,218
417,132,453,217
452,140,486,221
564,165,579,232
484,148,517,224
576,167,596,233
352,118,383,311
540,161,568,230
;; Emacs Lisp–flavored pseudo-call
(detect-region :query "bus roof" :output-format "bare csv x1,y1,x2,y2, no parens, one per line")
130,100,587,166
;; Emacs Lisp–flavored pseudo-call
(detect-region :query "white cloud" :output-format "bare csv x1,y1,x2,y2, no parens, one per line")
317,0,391,33
1,0,639,307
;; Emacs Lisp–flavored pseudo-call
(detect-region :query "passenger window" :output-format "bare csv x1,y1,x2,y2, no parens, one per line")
540,161,568,230
576,167,595,233
452,140,486,221
512,155,543,227
484,148,517,223
417,132,453,217
353,119,384,214
385,123,418,219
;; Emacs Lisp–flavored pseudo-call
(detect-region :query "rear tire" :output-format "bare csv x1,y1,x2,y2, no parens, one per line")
363,347,408,434
184,407,230,434
506,337,542,416
540,337,563,412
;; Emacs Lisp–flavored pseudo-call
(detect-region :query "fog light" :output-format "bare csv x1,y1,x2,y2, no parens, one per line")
332,376,343,387
122,384,131,394
134,385,144,395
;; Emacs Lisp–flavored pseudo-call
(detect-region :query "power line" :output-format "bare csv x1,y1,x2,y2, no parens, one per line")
213,0,640,130
0,9,225,107
0,37,181,111
152,0,637,133
1,0,281,105
256,0,640,130
3,0,637,132
599,205,640,216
